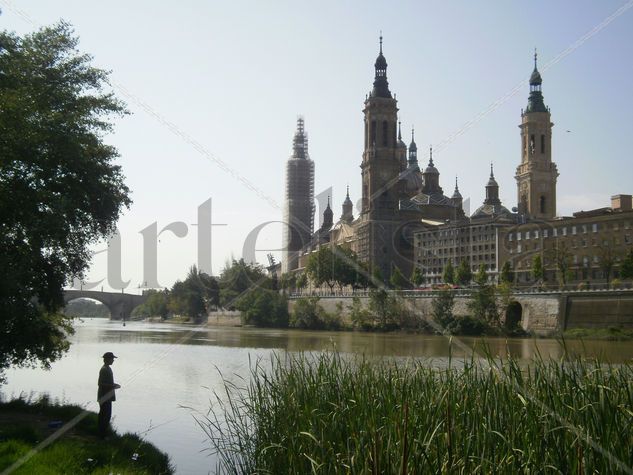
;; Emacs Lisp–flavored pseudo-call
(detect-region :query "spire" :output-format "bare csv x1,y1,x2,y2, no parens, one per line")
484,163,501,205
398,121,402,141
526,49,547,113
291,117,309,159
322,195,334,230
341,186,354,222
408,126,418,165
452,176,462,200
371,33,391,98
429,145,434,167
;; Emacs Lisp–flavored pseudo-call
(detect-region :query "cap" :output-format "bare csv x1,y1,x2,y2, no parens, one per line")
102,352,117,359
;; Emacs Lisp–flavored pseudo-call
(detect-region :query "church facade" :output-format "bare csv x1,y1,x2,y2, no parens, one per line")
282,39,631,286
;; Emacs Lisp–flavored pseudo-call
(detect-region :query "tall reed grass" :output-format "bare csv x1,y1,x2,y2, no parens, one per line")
201,351,633,474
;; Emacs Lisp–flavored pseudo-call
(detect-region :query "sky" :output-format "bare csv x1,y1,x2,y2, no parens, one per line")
3,0,633,292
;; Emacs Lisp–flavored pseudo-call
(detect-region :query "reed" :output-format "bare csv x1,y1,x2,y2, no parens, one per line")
201,350,633,474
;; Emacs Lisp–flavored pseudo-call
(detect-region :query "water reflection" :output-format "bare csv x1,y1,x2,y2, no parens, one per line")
4,319,631,474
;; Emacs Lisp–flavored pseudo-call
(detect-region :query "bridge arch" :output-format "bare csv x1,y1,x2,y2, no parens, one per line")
63,290,148,321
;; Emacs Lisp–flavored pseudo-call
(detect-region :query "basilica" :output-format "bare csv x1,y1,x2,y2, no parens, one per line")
282,38,632,286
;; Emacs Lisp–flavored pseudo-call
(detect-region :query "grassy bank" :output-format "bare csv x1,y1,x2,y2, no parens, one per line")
0,395,172,474
203,351,633,474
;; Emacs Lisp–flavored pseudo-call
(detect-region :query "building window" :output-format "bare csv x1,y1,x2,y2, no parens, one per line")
530,134,535,154
592,223,598,232
517,244,522,253
517,232,522,241
553,228,558,237
534,230,539,239
541,134,545,153
525,232,530,240
572,226,577,235
582,224,587,234
508,233,513,242
370,120,376,145
540,196,546,214
625,235,631,244
543,229,549,238
562,227,567,236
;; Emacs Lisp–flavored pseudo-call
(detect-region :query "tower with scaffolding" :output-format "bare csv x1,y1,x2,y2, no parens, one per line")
282,117,315,273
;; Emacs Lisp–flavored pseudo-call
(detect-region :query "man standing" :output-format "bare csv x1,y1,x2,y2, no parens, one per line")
98,351,121,438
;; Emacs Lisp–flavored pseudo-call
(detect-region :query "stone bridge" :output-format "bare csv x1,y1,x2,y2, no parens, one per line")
64,290,148,320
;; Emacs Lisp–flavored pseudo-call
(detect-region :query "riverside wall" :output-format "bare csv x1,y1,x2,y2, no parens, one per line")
288,291,633,335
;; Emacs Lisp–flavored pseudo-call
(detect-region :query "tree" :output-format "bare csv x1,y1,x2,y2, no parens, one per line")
235,288,288,328
546,240,573,288
621,249,633,281
532,255,544,284
218,259,270,309
455,260,472,286
0,23,131,380
442,261,455,285
168,266,220,321
296,273,308,293
389,266,410,290
598,241,618,288
474,264,488,286
500,261,514,284
432,289,456,332
410,266,424,287
306,246,336,292
132,290,169,319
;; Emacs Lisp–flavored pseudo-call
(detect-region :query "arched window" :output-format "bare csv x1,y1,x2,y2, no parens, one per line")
540,196,546,214
370,120,376,145
540,134,545,154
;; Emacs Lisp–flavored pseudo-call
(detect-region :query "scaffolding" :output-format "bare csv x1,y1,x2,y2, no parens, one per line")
282,117,315,273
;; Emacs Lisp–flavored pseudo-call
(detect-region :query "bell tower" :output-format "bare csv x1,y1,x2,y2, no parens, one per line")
357,35,402,278
515,50,559,220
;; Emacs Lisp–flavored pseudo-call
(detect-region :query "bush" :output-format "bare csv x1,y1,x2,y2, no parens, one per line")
290,297,341,330
235,289,288,327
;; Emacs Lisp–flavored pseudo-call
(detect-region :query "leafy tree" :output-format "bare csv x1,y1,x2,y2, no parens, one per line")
167,266,219,322
474,264,488,286
296,273,308,293
455,260,472,286
432,289,456,332
410,266,424,287
598,240,618,288
306,246,336,292
290,297,340,330
468,265,499,326
532,255,544,283
370,267,385,288
621,249,633,280
279,272,296,292
442,261,455,285
132,290,169,319
500,261,514,284
389,266,410,290
546,240,573,288
218,259,269,309
0,23,131,380
235,288,288,328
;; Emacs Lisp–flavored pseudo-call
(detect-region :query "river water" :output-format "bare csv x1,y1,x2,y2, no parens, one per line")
3,319,633,474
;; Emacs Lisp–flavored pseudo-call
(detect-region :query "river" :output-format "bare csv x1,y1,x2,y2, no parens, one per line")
3,319,633,474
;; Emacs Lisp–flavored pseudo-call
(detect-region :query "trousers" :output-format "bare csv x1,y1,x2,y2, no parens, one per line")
98,401,112,437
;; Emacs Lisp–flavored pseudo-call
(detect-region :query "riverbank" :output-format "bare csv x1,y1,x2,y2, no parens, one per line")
205,351,633,473
0,396,172,474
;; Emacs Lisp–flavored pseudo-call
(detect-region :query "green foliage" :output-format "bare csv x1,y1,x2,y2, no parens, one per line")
546,240,573,287
64,298,110,318
442,261,455,284
455,260,472,286
468,276,499,326
235,288,288,328
205,352,633,474
348,290,420,330
0,396,172,473
295,273,308,290
389,266,410,290
531,255,544,283
132,290,169,320
621,249,633,280
410,266,424,287
432,289,456,332
474,264,488,286
167,266,219,322
306,245,363,291
0,23,131,379
218,259,269,309
349,297,374,330
290,297,341,330
500,261,514,284
371,267,384,288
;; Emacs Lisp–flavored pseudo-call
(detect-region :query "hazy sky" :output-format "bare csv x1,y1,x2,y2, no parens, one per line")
3,1,633,291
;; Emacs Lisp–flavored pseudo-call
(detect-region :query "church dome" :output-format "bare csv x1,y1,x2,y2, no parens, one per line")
401,165,423,196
